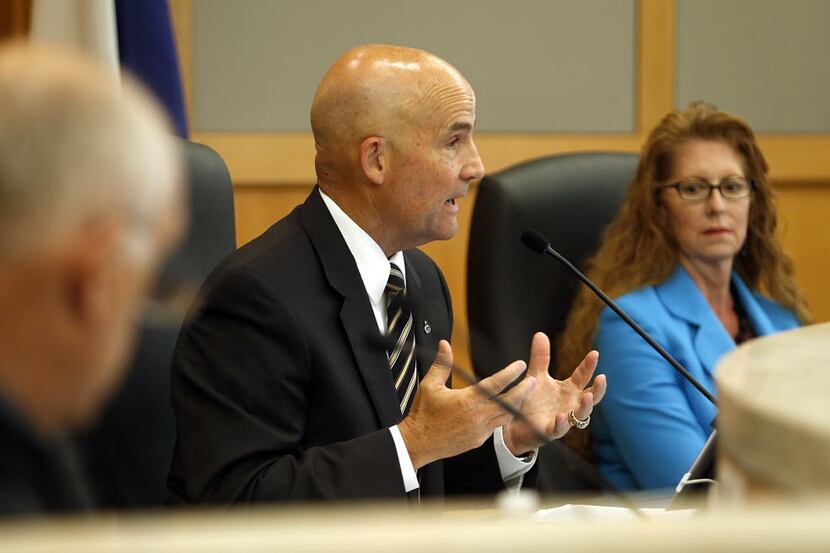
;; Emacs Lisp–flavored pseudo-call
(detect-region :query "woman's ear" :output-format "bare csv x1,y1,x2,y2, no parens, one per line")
359,136,387,186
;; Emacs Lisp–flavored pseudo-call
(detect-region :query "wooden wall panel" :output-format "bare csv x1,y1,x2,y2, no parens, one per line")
774,182,830,323
197,134,830,188
233,184,314,245
0,0,31,40
637,0,674,132
168,0,193,130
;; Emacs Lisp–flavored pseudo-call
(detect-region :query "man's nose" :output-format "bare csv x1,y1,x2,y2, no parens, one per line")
462,143,485,181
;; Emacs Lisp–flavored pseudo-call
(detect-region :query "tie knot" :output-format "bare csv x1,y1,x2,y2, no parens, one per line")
386,262,405,294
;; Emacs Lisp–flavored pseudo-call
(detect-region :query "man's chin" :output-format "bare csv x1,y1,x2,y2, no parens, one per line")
434,219,459,242
406,222,459,249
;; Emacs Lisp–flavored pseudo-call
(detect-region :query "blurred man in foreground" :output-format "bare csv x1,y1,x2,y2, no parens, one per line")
0,43,184,516
170,44,605,503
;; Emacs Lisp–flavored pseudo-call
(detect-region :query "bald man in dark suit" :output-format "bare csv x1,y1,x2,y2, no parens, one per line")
169,44,605,503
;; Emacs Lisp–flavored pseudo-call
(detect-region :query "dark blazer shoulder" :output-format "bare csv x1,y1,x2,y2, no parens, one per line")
209,206,311,282
195,192,339,315
0,400,91,515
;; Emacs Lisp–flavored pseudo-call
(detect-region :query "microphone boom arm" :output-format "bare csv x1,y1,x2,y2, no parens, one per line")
523,230,717,408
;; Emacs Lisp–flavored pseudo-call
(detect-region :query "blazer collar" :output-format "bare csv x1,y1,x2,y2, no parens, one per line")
656,266,710,326
655,265,773,378
656,266,731,379
299,187,403,428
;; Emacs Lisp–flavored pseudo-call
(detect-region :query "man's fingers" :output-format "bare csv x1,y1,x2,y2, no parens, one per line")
488,408,514,430
589,374,607,404
476,360,527,397
497,375,537,411
548,390,598,439
571,392,594,422
549,412,570,439
568,350,599,389
484,377,536,429
423,340,453,386
526,332,551,378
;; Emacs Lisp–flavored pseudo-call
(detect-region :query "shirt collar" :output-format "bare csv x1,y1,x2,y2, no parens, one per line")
319,189,406,304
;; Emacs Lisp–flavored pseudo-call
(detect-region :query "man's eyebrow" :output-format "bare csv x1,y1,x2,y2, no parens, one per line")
448,121,474,133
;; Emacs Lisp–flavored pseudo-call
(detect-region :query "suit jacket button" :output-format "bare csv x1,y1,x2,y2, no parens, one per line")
423,321,431,334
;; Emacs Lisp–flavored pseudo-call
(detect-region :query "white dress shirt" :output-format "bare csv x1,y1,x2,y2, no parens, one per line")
320,190,535,492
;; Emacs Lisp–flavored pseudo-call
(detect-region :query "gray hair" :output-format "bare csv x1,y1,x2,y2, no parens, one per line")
0,43,182,259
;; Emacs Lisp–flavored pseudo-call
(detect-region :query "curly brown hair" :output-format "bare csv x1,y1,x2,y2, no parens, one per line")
556,101,810,458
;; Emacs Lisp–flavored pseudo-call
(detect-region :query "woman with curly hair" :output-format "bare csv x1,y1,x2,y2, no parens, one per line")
556,102,809,491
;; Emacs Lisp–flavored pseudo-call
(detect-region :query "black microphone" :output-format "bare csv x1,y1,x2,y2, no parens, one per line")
521,229,717,407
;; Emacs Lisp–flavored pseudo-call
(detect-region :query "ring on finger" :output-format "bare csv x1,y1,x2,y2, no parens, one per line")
568,409,590,429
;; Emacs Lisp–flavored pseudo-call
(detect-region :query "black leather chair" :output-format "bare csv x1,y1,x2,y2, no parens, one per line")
467,151,637,491
78,140,236,508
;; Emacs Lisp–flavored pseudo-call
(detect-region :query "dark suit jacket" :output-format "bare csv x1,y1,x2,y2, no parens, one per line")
168,188,503,503
0,396,92,516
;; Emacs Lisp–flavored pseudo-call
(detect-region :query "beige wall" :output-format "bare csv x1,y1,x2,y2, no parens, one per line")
677,0,830,132
192,0,636,133
171,0,830,372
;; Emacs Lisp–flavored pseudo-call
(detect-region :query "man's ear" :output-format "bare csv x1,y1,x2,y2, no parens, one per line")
359,136,387,186
62,217,123,325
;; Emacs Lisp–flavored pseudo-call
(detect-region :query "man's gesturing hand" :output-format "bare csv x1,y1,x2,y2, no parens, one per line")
398,340,537,470
503,332,607,456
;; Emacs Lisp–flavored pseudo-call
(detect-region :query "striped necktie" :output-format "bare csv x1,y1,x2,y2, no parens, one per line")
385,262,418,415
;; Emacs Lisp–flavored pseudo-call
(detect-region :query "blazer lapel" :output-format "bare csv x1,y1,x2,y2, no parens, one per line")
299,187,402,428
404,254,440,379
656,266,734,379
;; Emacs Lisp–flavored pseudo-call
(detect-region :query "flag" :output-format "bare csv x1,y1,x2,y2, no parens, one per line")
30,0,188,138
30,0,120,81
115,0,188,138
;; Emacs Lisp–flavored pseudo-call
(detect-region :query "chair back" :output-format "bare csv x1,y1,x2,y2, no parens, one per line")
468,151,638,376
467,152,638,492
78,140,236,508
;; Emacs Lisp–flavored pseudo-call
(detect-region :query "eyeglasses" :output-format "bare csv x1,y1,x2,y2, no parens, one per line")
140,281,201,329
659,177,755,202
137,264,202,329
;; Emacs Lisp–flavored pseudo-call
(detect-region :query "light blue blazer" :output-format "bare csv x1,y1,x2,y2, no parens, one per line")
593,266,799,491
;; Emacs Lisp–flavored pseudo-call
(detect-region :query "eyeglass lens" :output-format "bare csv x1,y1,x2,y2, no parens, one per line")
674,178,751,200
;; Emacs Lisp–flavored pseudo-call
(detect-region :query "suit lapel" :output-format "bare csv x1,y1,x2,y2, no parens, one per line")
656,266,734,379
404,254,439,379
299,187,402,428
404,252,450,378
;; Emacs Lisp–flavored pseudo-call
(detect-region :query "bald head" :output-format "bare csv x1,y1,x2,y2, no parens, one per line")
0,43,184,434
310,44,473,186
0,42,182,259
